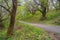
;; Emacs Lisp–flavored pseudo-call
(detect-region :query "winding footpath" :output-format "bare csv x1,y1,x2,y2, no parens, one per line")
19,21,60,33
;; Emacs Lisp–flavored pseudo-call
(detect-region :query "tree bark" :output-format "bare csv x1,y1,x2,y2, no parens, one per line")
41,7,47,20
7,0,17,37
0,1,4,30
0,13,4,29
42,7,46,17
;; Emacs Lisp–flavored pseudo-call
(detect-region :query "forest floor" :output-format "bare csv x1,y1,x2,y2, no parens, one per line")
19,21,60,40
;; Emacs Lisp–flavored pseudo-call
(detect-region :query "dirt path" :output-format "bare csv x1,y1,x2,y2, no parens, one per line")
19,21,60,33
19,21,60,40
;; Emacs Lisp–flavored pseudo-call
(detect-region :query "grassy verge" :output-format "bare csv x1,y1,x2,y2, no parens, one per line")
0,21,52,40
16,9,60,25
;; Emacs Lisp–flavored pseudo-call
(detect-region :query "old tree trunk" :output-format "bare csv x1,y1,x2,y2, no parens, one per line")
7,0,17,37
42,7,47,19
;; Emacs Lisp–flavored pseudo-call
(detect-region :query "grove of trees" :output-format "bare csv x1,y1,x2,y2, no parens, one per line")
0,0,60,39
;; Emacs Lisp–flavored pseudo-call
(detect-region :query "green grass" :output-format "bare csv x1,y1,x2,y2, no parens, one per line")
0,6,60,40
13,22,51,40
0,21,51,40
0,7,59,40
16,8,60,25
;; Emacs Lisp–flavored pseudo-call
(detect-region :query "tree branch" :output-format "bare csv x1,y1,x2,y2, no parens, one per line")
0,5,11,13
4,0,11,9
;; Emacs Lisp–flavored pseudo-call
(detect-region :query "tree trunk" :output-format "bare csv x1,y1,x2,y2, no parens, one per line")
0,6,4,30
0,13,4,29
41,7,47,20
59,0,60,10
42,7,46,18
7,0,17,37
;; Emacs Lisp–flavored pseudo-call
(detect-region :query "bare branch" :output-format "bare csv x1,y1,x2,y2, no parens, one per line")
4,0,11,9
0,5,11,13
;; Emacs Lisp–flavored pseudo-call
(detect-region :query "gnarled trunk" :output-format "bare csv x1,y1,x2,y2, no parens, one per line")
42,7,46,18
0,6,4,30
41,7,47,20
0,13,4,29
7,0,17,37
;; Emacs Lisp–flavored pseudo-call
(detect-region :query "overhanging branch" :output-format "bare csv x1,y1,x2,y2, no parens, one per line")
4,0,11,9
0,5,11,13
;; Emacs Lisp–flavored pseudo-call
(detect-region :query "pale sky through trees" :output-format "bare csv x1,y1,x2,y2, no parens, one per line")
20,0,57,9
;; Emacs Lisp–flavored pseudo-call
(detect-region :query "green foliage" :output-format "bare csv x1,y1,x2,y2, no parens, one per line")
40,0,48,7
0,21,52,40
17,9,60,25
13,21,52,40
46,10,60,20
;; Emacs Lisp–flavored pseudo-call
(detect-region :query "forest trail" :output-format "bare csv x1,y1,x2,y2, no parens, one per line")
19,21,60,33
19,21,60,40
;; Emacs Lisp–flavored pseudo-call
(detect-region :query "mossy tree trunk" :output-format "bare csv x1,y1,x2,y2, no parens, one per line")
41,7,47,20
0,13,4,29
7,0,17,37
